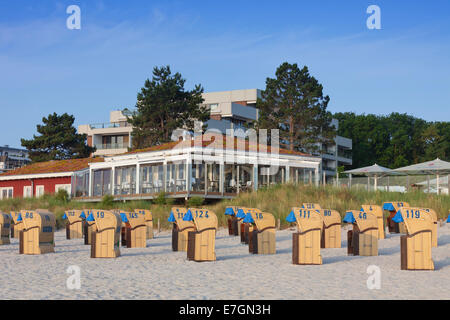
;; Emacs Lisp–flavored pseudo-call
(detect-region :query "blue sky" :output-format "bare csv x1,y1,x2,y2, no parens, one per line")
1,0,450,148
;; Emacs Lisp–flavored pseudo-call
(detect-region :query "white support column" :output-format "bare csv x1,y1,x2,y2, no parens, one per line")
111,166,116,195
186,157,191,197
204,163,208,196
136,163,140,195
285,166,290,183
237,165,240,194
220,162,224,195
253,165,258,191
314,166,319,186
163,160,167,193
89,169,93,197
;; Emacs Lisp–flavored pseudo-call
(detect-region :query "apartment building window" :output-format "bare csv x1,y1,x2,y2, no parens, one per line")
101,135,128,149
209,103,219,111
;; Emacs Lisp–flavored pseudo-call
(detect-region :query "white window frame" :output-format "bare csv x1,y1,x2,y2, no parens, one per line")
55,184,71,195
0,187,14,200
35,185,45,198
23,186,32,198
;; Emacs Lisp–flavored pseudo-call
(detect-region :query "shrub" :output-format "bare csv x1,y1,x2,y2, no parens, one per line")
55,189,70,203
154,192,169,205
101,194,115,207
187,196,204,207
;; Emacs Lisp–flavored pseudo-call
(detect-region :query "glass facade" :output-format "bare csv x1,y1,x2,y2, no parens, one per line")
93,169,111,197
166,162,186,193
140,163,164,194
224,164,253,194
289,167,316,184
72,155,319,199
72,170,90,197
114,166,136,195
191,162,205,193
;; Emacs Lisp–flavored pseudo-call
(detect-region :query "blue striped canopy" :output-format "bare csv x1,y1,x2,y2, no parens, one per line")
182,210,193,222
224,207,236,216
242,212,254,224
392,210,403,223
236,209,246,219
120,213,129,223
86,212,95,222
286,211,296,223
343,211,356,223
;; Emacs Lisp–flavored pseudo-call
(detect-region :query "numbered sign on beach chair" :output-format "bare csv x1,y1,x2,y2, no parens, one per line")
63,210,83,239
243,211,276,254
81,210,96,245
135,209,153,239
383,202,409,234
169,207,195,252
361,205,385,239
0,212,11,245
18,210,55,255
319,209,341,248
343,210,378,256
394,208,434,270
119,211,147,248
288,208,323,265
87,210,121,258
184,208,218,262
237,207,261,244
10,211,23,239
225,206,240,236
302,203,322,210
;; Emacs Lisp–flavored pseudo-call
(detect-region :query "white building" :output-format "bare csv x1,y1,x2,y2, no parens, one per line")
78,89,352,180
78,110,133,157
71,134,322,201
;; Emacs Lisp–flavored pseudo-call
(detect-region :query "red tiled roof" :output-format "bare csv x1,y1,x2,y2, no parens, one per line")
125,134,312,157
0,157,104,177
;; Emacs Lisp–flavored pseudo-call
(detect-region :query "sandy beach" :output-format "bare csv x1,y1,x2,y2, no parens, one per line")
1,224,449,300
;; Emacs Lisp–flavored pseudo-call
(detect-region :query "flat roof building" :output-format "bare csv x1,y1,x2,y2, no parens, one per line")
71,133,322,202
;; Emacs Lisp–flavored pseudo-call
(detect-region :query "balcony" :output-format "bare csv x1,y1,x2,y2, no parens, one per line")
89,122,131,129
94,143,129,150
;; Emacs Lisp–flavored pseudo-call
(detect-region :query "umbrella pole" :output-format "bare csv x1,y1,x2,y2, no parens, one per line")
374,175,378,191
367,176,370,191
427,175,430,193
387,175,390,192
436,173,440,195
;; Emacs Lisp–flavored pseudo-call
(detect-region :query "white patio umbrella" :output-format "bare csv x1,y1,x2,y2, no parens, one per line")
344,163,398,191
393,158,450,195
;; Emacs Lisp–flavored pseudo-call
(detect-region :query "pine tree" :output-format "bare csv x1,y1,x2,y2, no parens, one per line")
127,66,209,149
257,62,335,153
21,113,95,162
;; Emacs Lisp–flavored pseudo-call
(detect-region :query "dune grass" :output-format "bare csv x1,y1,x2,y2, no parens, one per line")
0,184,448,230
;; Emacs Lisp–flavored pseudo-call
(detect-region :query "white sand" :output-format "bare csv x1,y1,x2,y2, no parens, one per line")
1,225,449,300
